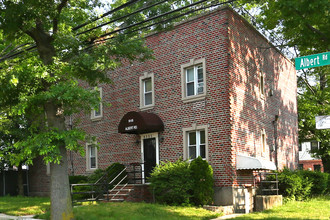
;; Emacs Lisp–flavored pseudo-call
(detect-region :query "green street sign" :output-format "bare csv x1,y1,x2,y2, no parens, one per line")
295,51,330,70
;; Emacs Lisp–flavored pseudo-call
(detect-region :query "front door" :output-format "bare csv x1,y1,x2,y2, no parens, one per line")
141,133,159,182
143,138,156,179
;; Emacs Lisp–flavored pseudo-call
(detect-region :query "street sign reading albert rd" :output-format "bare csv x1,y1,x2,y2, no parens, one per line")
295,51,329,70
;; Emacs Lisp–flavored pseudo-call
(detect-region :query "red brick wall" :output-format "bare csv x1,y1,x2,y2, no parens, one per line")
299,160,324,172
227,9,298,186
69,7,297,191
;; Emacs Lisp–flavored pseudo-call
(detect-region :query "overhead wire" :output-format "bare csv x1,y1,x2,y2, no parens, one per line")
92,0,236,46
0,0,235,63
0,0,142,62
76,0,169,36
97,0,213,40
72,0,141,31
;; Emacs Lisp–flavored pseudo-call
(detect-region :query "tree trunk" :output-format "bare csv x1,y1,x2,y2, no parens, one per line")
321,155,330,173
26,25,74,219
45,102,74,220
50,145,73,220
17,165,24,196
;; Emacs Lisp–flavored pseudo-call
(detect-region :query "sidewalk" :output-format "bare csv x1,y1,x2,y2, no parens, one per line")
0,214,41,220
213,213,245,219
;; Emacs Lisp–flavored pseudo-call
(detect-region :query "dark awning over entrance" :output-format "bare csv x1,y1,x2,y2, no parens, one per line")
118,111,164,134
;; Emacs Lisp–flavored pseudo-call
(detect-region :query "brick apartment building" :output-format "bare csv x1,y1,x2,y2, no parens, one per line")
28,6,298,211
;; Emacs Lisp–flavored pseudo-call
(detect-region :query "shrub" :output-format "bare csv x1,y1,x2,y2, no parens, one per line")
149,159,194,205
190,156,214,205
69,175,88,184
277,168,312,201
70,163,127,201
69,175,90,201
105,162,127,185
298,170,329,196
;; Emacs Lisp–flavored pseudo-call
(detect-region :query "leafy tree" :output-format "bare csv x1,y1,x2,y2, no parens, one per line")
0,0,151,218
243,0,330,172
0,0,229,218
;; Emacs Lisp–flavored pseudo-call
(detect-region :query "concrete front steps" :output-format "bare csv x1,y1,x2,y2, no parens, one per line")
103,184,153,203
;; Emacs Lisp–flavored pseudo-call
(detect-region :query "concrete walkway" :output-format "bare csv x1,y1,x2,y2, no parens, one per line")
212,213,246,219
0,213,41,220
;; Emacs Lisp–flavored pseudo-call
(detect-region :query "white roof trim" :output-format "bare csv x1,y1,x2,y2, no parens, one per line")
236,154,277,170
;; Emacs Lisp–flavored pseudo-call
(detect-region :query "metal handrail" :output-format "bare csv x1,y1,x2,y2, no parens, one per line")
70,162,145,203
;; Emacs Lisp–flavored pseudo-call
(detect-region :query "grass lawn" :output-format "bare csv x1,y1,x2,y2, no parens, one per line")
0,196,50,216
71,202,220,220
234,196,330,220
1,196,330,219
0,196,219,220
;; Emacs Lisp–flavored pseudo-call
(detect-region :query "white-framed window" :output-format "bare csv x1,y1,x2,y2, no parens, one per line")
140,72,154,110
181,58,206,102
86,143,98,171
261,130,266,155
91,87,103,120
183,124,208,160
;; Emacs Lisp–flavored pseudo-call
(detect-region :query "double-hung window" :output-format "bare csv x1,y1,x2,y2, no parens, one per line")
140,72,154,110
181,58,206,102
188,130,206,159
186,65,204,96
143,78,153,106
183,125,208,160
86,144,97,170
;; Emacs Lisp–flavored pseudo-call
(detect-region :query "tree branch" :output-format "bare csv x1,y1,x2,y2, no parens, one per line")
293,9,329,45
53,0,69,35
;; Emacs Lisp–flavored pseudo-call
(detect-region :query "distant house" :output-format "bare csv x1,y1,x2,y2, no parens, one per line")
299,141,324,172
27,6,298,212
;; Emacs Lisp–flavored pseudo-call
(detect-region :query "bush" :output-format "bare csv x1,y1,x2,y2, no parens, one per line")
105,163,127,185
150,158,214,206
277,168,312,201
149,159,194,205
190,156,214,205
298,170,329,196
69,163,127,201
69,175,88,184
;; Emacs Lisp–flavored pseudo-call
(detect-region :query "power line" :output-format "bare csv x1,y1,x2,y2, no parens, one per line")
93,0,235,46
97,0,215,40
72,0,141,31
0,0,141,62
1,0,235,63
77,0,169,36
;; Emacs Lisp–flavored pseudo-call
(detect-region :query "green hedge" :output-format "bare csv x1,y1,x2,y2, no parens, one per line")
297,170,329,196
150,159,193,205
277,168,312,201
149,157,214,206
190,157,214,205
273,168,329,201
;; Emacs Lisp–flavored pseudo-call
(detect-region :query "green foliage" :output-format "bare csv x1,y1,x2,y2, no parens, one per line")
150,158,214,206
190,156,214,205
244,0,330,171
149,159,194,205
70,163,127,201
248,0,329,52
297,170,329,196
276,168,312,201
69,175,88,184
